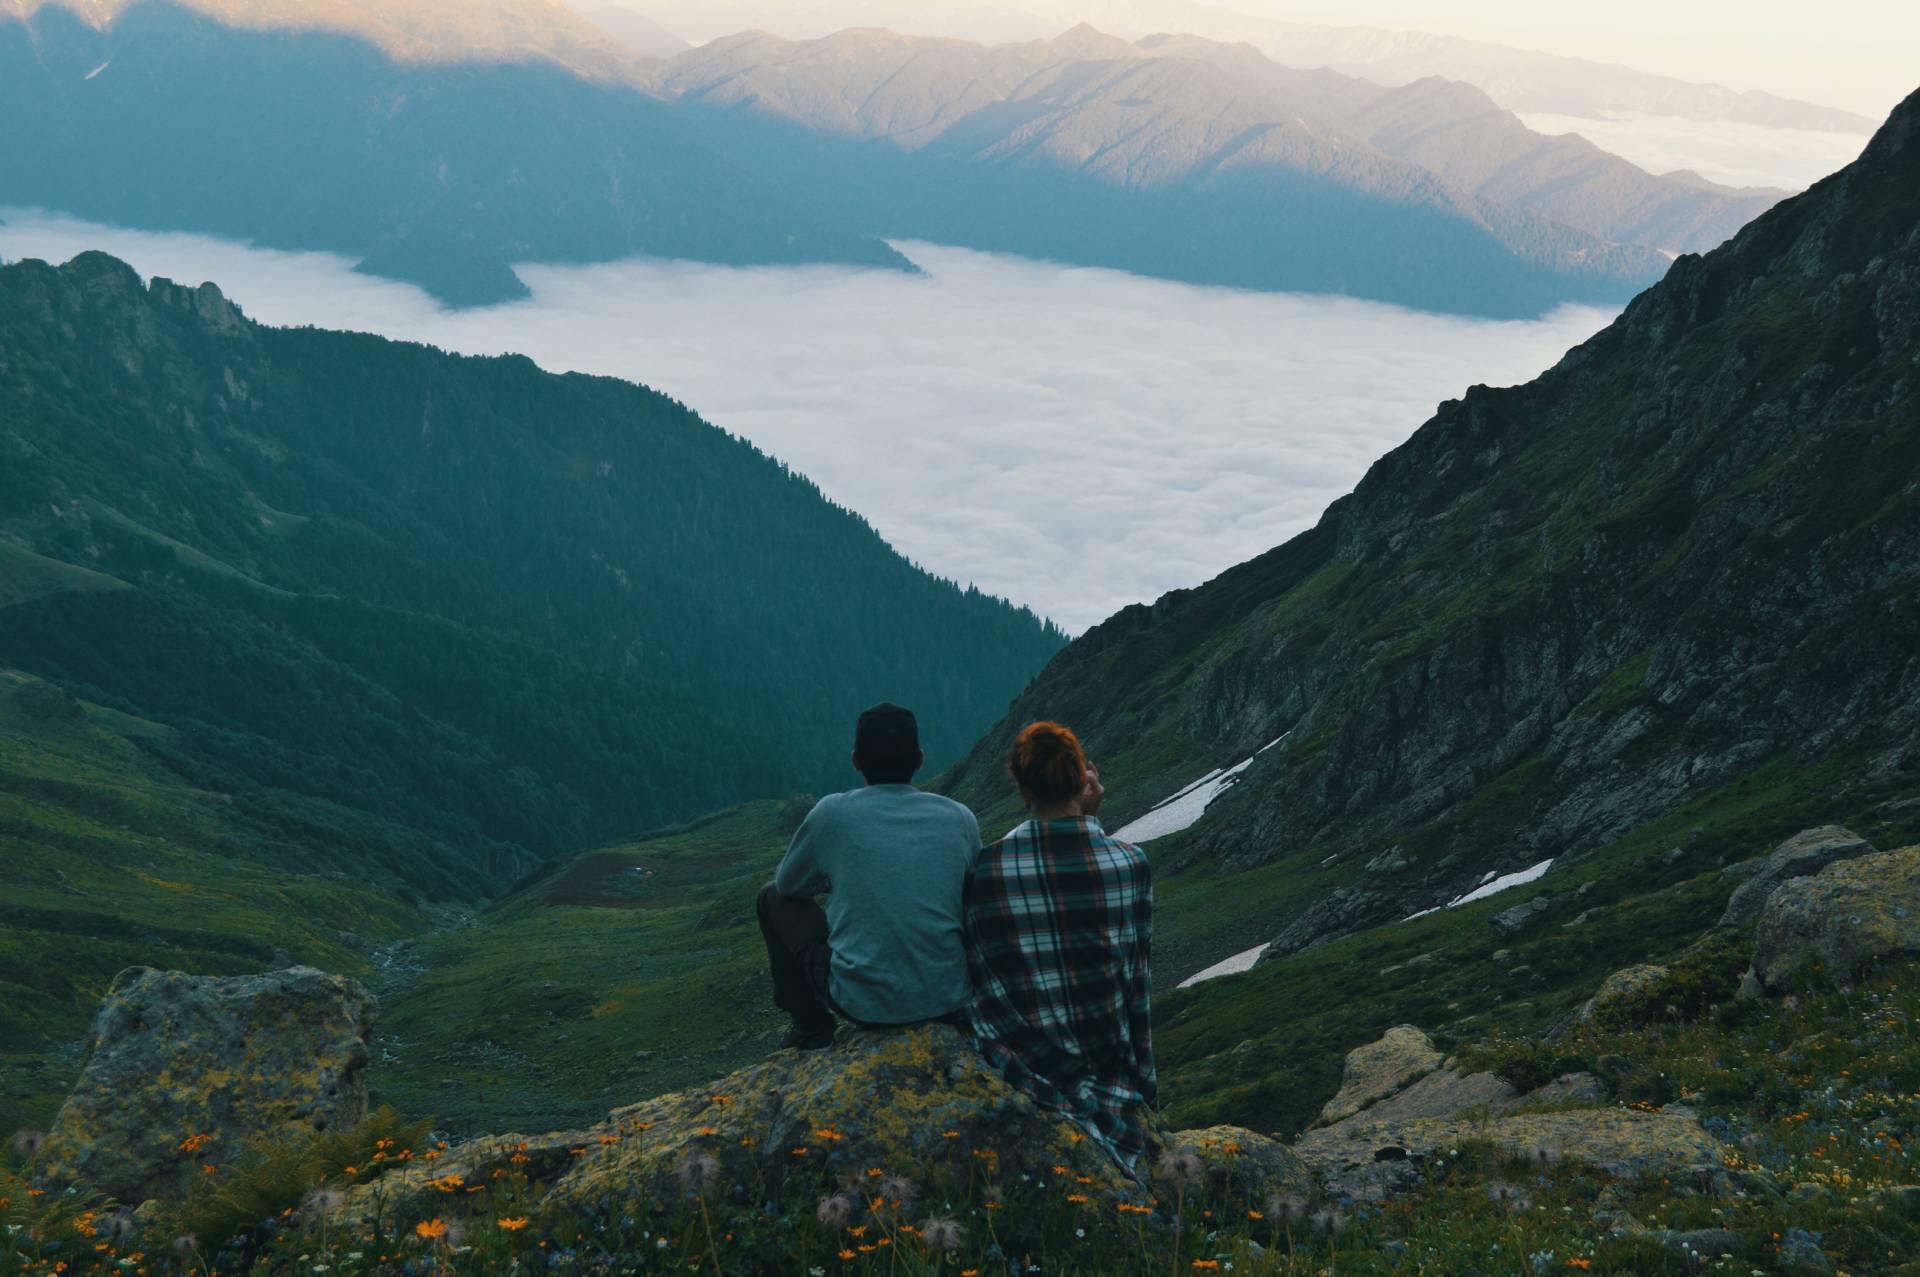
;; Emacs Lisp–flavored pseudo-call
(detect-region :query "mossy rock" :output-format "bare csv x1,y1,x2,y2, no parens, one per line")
40,966,373,1205
1753,845,1920,990
347,1025,1304,1235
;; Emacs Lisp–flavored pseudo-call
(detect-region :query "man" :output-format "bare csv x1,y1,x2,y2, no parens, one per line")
757,702,982,1050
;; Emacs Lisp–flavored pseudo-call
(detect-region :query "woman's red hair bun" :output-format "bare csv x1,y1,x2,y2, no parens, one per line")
1009,721,1088,805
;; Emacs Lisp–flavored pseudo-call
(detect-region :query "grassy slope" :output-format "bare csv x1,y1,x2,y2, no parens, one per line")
354,752,1919,1146
370,799,814,1136
0,673,424,1134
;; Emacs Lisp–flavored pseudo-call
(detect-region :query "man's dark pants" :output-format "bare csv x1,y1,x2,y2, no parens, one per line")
756,884,836,1032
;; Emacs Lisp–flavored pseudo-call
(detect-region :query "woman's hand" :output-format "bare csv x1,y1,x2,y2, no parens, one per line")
1078,762,1106,818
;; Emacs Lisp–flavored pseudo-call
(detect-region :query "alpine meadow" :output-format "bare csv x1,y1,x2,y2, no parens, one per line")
1,3,1918,1277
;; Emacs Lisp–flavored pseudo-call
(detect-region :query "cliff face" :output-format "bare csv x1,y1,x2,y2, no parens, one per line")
945,88,1920,960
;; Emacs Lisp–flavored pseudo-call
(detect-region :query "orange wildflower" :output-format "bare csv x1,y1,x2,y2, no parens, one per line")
415,1220,449,1241
497,1218,530,1232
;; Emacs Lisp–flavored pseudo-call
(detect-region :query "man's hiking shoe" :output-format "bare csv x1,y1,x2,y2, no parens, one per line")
781,1022,836,1052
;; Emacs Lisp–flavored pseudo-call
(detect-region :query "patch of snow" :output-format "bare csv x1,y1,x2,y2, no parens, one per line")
84,60,111,80
1447,858,1555,907
1113,733,1289,844
1404,858,1557,920
1177,941,1270,988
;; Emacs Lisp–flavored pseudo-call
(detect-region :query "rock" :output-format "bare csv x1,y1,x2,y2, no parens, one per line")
1490,896,1551,936
1777,1226,1837,1274
1646,1228,1739,1258
347,1025,1306,1234
1718,825,1876,928
1321,1068,1519,1131
1577,963,1670,1023
40,966,373,1204
1521,1072,1607,1107
1294,1109,1726,1203
1752,845,1920,990
1315,1026,1443,1126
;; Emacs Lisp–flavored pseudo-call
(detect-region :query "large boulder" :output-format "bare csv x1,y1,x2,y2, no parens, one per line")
1295,1108,1726,1202
1577,963,1672,1024
1316,1026,1444,1125
1718,826,1876,928
349,1025,1306,1233
1752,846,1920,990
1323,1067,1519,1129
40,966,374,1204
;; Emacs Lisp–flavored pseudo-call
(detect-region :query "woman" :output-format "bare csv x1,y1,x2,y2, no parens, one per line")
962,721,1156,1173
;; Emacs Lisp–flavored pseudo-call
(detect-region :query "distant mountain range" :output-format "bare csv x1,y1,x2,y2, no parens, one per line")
0,0,1807,315
580,3,687,59
620,0,1881,133
648,26,1781,286
0,0,911,304
0,249,1063,896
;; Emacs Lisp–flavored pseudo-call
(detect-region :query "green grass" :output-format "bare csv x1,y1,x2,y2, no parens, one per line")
0,673,424,1134
369,799,814,1136
0,540,127,610
9,955,1919,1275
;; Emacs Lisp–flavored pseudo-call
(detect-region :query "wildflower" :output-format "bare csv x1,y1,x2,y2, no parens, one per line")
497,1218,530,1232
675,1151,719,1195
847,1227,869,1239
920,1217,963,1251
1531,1147,1559,1171
814,1128,847,1143
1566,1261,1592,1271
302,1189,347,1216
1051,1165,1071,1176
1156,1150,1204,1192
1263,1192,1305,1224
1310,1209,1345,1239
1192,1262,1222,1271
343,1165,359,1175
817,1195,856,1229
694,1126,719,1137
415,1220,449,1241
880,1176,917,1207
941,1131,960,1139
201,1164,219,1176
171,1134,211,1157
1066,1194,1090,1204
169,1237,197,1260
866,1167,885,1178
1247,1210,1264,1221
837,1249,856,1261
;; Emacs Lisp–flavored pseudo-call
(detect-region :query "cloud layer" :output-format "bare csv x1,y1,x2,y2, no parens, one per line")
0,210,1614,631
1516,112,1869,190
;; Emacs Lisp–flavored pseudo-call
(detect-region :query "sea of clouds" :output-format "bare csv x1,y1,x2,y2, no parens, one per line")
0,210,1617,632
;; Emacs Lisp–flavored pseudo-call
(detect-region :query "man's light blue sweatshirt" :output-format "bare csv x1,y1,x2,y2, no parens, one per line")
773,784,982,1025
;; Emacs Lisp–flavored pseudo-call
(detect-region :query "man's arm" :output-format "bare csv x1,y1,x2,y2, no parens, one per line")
773,800,832,898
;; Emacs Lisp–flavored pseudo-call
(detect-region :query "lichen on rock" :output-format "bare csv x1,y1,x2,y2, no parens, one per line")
40,966,374,1205
1752,845,1920,990
347,1024,1306,1235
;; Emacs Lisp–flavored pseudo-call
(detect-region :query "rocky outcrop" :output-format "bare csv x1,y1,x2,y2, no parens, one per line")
1578,963,1672,1023
1295,1108,1726,1202
1327,1067,1520,1128
1751,846,1920,991
40,967,374,1204
1718,826,1876,928
1491,896,1553,936
348,1025,1306,1230
1316,1026,1444,1125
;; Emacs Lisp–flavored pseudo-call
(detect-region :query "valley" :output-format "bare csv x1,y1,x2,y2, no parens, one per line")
0,1,1916,1273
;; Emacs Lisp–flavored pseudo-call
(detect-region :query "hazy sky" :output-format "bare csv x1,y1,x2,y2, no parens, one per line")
620,0,1918,119
0,211,1614,632
1261,0,1918,115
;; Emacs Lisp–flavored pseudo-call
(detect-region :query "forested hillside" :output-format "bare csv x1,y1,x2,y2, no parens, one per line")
0,252,1063,899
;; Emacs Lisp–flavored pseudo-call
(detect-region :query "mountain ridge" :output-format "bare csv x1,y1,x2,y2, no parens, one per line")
938,83,1920,969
